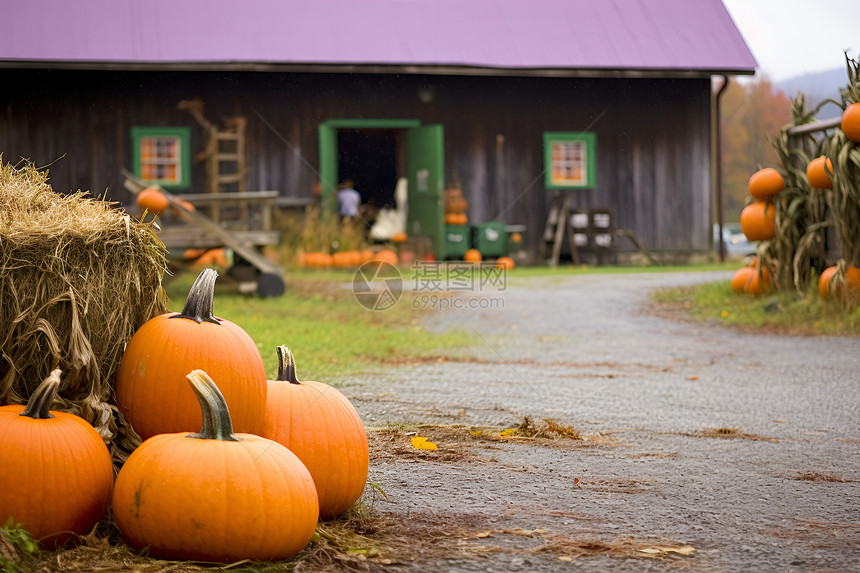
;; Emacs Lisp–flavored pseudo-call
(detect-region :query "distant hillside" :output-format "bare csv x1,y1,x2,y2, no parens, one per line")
776,67,848,119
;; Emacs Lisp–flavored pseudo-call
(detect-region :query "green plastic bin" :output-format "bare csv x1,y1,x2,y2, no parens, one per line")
472,222,507,257
443,225,470,259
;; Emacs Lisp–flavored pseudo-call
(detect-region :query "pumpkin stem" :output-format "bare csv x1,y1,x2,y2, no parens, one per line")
276,346,300,385
173,268,220,325
20,368,63,419
185,369,241,442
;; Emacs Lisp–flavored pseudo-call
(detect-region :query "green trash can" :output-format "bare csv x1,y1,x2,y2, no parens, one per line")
472,222,507,257
443,225,470,259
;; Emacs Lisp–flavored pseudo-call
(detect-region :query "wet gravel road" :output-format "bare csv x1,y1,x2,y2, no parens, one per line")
342,270,860,572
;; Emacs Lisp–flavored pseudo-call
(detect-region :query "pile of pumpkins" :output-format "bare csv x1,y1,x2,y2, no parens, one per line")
298,248,399,269
731,168,781,296
732,101,860,299
0,269,369,563
444,186,469,226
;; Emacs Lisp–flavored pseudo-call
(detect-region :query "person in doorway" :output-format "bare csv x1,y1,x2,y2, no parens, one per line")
337,179,361,219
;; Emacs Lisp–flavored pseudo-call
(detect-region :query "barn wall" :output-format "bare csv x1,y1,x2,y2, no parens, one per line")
0,69,712,255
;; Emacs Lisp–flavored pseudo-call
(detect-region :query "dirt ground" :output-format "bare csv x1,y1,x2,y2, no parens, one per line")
337,270,860,573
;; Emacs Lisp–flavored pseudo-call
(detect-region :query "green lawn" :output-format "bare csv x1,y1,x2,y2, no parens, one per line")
163,261,858,386
651,277,860,337
163,268,475,383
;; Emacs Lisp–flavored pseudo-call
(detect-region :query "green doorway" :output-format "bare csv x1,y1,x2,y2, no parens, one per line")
318,119,446,259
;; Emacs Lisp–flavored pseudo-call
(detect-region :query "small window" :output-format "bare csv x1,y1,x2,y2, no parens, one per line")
131,126,191,189
543,132,596,189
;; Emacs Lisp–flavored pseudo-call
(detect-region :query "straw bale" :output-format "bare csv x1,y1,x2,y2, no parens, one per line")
0,158,168,465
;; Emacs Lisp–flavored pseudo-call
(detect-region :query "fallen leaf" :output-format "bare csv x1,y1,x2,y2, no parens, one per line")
476,531,492,538
639,545,696,556
687,375,700,381
558,556,573,562
469,430,483,436
411,436,438,450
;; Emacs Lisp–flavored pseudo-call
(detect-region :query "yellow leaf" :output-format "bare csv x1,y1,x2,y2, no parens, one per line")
476,531,491,538
470,430,483,436
411,436,438,450
499,428,516,436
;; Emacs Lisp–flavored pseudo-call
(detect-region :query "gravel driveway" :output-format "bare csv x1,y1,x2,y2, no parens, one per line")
342,270,860,573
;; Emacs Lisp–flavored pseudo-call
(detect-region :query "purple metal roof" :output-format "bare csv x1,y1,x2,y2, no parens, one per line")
0,0,756,73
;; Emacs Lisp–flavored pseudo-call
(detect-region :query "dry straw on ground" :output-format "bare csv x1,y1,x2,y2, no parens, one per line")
0,158,168,465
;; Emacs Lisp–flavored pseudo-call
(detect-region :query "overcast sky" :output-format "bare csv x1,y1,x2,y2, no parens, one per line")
722,0,860,81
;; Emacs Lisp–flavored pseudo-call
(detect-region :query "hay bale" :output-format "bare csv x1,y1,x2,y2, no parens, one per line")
0,158,168,465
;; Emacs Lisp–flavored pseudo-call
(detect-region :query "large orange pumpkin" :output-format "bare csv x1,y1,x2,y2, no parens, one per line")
135,187,169,215
806,156,833,189
748,168,784,201
731,267,754,293
842,102,860,143
0,369,113,548
113,370,318,562
740,201,776,242
115,269,267,439
260,347,369,520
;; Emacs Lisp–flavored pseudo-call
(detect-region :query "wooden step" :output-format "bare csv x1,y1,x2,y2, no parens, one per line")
218,173,245,184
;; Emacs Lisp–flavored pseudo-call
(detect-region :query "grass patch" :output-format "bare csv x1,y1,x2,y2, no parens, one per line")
163,269,475,382
650,277,860,337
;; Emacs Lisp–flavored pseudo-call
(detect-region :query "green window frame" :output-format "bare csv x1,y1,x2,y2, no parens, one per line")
131,126,191,189
543,131,596,190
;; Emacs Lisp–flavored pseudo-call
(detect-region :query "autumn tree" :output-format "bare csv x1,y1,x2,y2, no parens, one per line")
720,77,792,220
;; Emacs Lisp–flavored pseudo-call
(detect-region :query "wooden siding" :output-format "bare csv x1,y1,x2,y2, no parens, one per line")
0,69,713,256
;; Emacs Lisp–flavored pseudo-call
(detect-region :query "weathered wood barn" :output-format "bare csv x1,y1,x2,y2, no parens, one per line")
0,0,756,261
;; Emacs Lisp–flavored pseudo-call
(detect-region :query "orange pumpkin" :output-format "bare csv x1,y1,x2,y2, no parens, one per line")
496,256,515,270
0,369,113,548
818,265,838,299
806,156,833,189
842,102,860,143
510,232,523,244
740,201,776,242
185,248,228,267
846,266,860,297
115,269,267,440
113,370,318,561
445,213,467,225
745,265,771,296
391,231,408,243
748,168,784,201
835,265,860,299
260,347,369,520
372,249,399,266
731,267,754,293
464,248,482,263
332,252,354,268
135,187,169,215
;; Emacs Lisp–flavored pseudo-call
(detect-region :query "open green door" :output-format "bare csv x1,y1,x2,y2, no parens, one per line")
318,122,337,211
407,124,445,260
